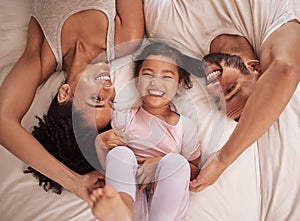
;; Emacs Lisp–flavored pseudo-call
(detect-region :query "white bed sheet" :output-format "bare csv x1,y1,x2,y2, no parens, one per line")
0,0,298,221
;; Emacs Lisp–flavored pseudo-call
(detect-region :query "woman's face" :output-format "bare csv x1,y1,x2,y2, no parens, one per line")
205,61,256,120
72,63,116,129
136,55,180,109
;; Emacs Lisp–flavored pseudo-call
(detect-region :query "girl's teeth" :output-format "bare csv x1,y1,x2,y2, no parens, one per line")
149,90,164,96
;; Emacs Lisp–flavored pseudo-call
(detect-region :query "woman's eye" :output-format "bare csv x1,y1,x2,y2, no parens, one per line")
110,100,116,110
91,95,101,101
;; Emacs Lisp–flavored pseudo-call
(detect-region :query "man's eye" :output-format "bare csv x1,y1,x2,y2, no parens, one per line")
226,85,236,93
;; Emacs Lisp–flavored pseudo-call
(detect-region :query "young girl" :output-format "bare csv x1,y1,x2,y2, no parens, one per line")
89,42,201,221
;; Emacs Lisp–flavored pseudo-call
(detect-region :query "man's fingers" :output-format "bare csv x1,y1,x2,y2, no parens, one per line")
189,183,206,192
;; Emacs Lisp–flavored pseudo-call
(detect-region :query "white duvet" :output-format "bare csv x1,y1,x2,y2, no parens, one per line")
0,0,299,220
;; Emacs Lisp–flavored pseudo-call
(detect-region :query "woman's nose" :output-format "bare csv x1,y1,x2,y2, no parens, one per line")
103,80,113,88
100,82,115,98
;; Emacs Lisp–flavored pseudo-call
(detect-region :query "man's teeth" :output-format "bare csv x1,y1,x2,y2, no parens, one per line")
207,70,221,82
148,90,165,96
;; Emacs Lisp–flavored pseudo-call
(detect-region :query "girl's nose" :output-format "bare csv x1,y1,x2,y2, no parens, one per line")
150,75,162,86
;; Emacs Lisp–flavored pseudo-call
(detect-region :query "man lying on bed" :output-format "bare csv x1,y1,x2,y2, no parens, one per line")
197,52,300,219
144,0,300,219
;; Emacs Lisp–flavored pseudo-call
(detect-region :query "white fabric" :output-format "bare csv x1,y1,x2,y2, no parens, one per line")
0,0,299,220
144,0,300,221
144,0,299,58
32,0,116,71
258,84,300,220
105,147,190,221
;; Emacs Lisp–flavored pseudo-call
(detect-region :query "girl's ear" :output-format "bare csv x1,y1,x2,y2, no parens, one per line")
57,84,72,104
177,80,184,95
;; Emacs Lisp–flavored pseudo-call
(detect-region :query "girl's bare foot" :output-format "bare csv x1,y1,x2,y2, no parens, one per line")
89,185,133,221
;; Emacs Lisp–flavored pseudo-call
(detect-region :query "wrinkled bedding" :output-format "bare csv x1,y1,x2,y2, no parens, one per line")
0,0,299,220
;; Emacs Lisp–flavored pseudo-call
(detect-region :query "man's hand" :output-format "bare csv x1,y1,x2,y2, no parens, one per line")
189,152,227,192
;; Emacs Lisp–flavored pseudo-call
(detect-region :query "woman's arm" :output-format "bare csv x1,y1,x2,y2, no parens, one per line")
114,0,145,56
0,18,101,201
190,21,300,191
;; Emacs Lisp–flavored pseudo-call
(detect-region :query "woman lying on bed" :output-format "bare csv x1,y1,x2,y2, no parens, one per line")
0,0,144,202
23,63,128,195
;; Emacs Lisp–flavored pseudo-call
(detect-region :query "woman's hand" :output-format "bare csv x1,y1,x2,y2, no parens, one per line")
189,152,227,192
136,157,162,192
70,170,105,203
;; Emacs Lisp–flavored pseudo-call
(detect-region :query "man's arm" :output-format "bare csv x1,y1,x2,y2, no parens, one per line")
190,21,300,191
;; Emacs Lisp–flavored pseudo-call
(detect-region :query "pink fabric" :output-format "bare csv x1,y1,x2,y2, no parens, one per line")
112,107,200,161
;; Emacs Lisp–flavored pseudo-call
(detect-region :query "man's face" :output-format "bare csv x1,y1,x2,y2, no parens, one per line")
204,54,257,120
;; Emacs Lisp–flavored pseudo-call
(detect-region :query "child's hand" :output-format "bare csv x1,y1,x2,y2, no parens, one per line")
136,157,162,191
95,127,128,149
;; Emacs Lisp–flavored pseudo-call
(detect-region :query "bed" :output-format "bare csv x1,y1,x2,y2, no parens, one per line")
0,0,299,220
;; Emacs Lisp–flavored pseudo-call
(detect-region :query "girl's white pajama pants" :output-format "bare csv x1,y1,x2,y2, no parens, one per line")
105,146,190,221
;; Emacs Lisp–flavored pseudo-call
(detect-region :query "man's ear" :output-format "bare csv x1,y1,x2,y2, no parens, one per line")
57,84,72,104
246,60,262,78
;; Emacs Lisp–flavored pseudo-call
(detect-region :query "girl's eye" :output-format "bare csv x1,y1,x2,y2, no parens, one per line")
142,73,153,77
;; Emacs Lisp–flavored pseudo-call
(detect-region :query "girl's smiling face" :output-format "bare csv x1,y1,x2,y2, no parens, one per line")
136,55,180,109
